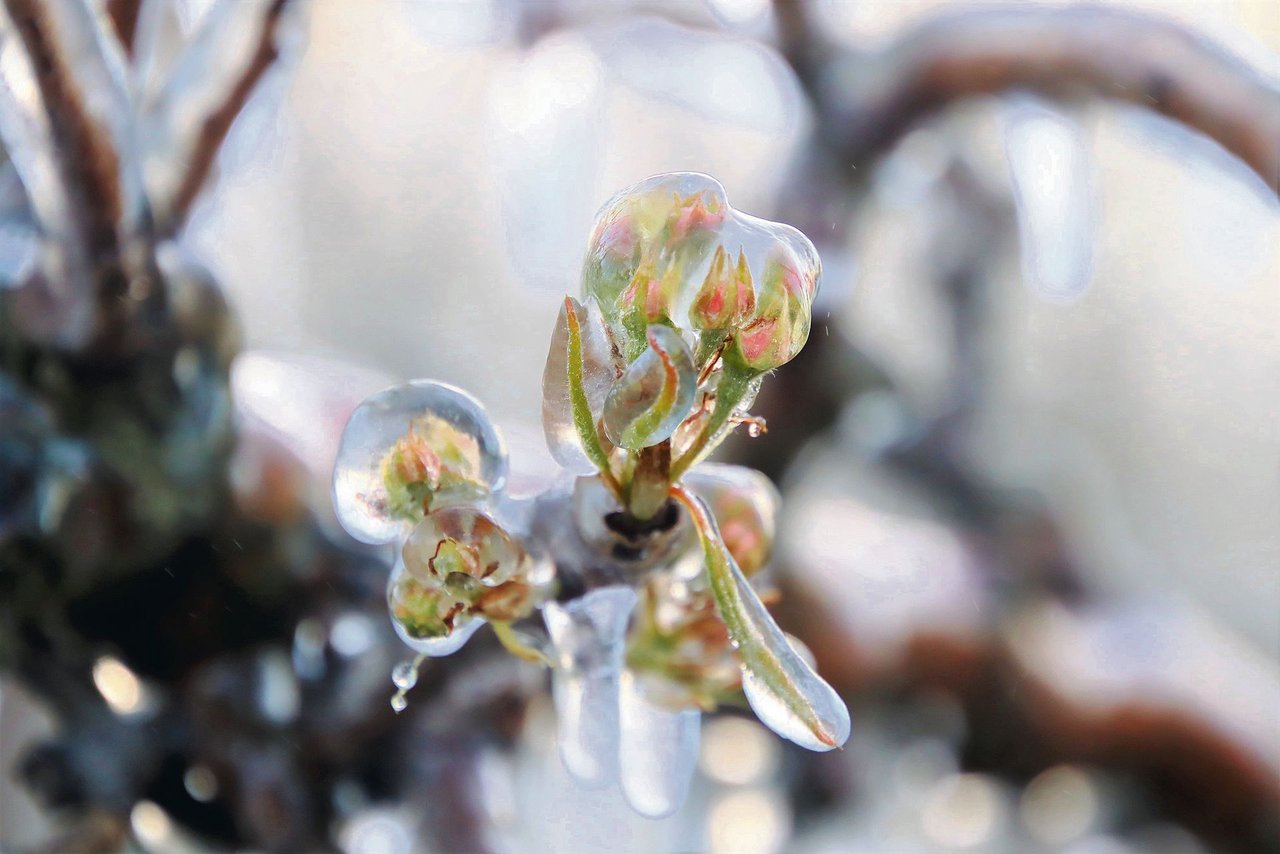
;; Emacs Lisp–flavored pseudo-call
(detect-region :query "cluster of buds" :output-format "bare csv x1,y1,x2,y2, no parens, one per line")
332,381,552,677
333,174,848,818
544,173,822,521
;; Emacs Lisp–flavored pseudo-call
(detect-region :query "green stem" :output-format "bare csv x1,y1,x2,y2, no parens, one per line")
492,621,551,667
670,362,756,481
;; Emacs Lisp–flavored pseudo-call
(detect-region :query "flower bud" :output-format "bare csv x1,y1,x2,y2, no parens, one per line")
731,250,813,372
690,245,755,332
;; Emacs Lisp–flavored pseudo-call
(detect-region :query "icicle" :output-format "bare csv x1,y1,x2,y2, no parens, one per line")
1005,102,1095,302
618,671,700,818
543,586,638,788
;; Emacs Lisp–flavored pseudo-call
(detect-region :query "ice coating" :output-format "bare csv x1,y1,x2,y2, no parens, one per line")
582,172,820,367
618,671,701,818
732,559,850,751
386,556,485,657
686,463,779,577
541,297,618,475
544,586,638,787
332,380,508,544
673,486,850,752
601,325,697,450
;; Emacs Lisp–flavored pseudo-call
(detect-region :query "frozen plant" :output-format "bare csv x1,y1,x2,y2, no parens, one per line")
332,173,849,817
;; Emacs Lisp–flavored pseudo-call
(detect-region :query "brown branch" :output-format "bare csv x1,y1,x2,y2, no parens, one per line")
3,0,124,268
788,4,1280,196
105,0,141,55
164,0,290,233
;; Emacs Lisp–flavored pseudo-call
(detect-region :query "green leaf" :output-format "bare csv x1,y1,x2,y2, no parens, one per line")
672,485,850,751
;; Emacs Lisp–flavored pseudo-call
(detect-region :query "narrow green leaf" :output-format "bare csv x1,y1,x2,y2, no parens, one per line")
564,297,615,478
672,485,850,751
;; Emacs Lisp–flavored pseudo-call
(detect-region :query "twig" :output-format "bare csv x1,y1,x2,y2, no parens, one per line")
160,0,292,233
3,0,127,269
782,3,1280,195
105,0,141,55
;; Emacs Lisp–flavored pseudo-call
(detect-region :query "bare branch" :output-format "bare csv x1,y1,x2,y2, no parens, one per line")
787,4,1280,195
105,0,141,55
2,0,132,267
146,0,292,234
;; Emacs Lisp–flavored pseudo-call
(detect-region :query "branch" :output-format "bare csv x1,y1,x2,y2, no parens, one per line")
105,0,141,55
787,4,1280,195
146,0,293,234
1,0,135,270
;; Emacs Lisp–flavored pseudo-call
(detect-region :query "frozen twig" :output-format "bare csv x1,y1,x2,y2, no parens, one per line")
148,0,293,234
778,2,1280,195
105,0,141,55
1,0,137,277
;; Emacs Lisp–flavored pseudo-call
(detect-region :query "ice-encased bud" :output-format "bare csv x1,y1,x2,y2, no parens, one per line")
581,172,821,370
541,297,617,475
686,463,778,577
543,586,638,787
401,507,541,623
618,670,700,818
730,245,817,372
386,555,485,657
332,381,507,544
601,325,697,450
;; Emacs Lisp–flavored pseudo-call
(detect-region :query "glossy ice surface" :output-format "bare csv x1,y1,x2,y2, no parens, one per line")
332,380,508,544
582,172,820,370
544,586,638,787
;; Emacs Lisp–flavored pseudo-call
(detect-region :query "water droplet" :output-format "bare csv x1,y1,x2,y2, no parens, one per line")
332,381,507,545
543,586,637,787
391,660,420,691
390,693,408,714
746,421,763,438
618,671,701,818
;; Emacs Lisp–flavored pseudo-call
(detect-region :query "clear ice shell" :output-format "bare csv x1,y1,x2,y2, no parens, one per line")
601,325,697,450
543,586,638,788
732,553,850,752
401,505,529,588
386,557,485,657
582,172,821,339
618,671,701,818
332,380,507,545
541,297,617,475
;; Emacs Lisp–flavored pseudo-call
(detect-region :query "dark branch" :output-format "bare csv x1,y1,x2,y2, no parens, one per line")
105,0,141,55
163,0,291,233
3,0,124,267
784,4,1280,195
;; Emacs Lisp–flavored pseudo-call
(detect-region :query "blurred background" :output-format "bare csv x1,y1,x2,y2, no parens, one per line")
1,0,1278,852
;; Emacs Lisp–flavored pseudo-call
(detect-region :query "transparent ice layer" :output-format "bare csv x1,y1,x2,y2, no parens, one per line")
618,671,700,818
543,586,638,787
332,380,507,544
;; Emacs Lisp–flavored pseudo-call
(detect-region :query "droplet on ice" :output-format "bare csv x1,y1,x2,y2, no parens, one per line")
618,671,701,818
543,586,638,788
